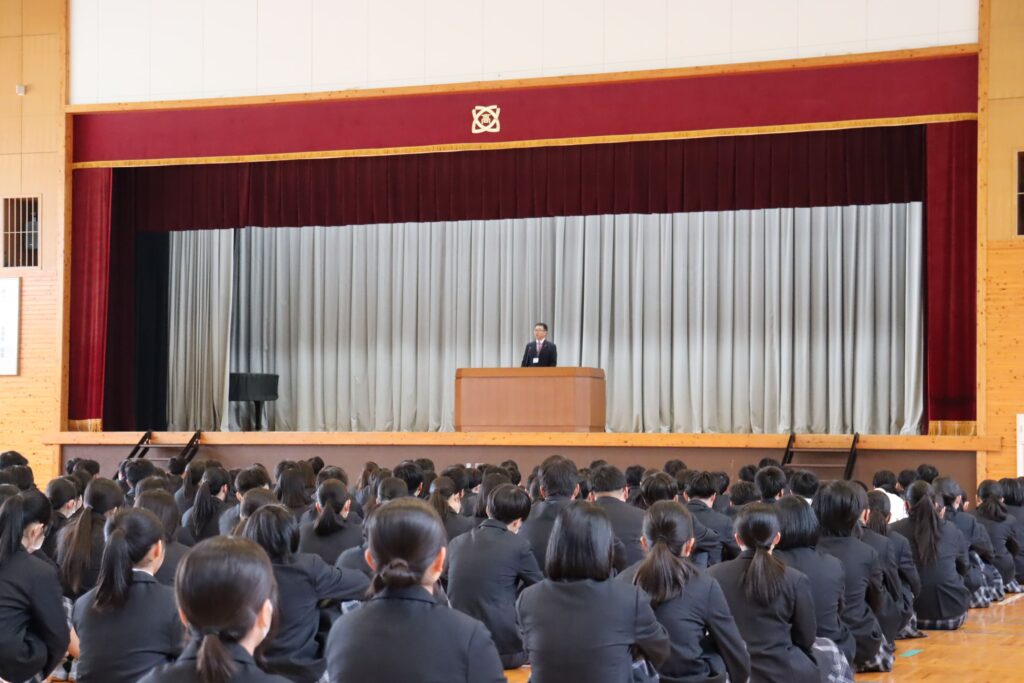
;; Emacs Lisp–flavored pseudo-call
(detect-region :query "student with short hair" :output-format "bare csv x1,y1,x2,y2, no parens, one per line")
240,504,367,683
737,464,758,483
972,480,1024,593
0,489,70,683
890,481,971,630
58,478,125,599
789,470,819,503
471,471,512,522
683,472,740,561
621,500,750,683
72,508,183,683
135,489,190,586
916,464,939,484
707,503,824,683
326,498,505,682
427,475,476,541
590,465,647,565
774,496,856,669
520,457,581,570
218,467,270,535
392,460,425,498
297,479,362,564
872,470,908,522
726,481,760,518
755,466,787,502
447,483,543,669
139,536,289,683
516,501,670,683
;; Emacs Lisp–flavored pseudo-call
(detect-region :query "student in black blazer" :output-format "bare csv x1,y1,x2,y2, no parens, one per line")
706,503,823,683
173,460,207,517
297,479,362,564
890,481,971,630
72,508,183,683
516,501,670,683
242,504,369,683
590,464,648,565
639,471,723,567
181,466,231,543
973,480,1024,590
621,500,750,683
520,322,557,367
41,476,81,561
218,467,271,536
325,498,506,682
521,457,581,570
812,481,889,672
0,490,70,683
934,477,993,604
58,477,125,600
447,483,543,669
135,489,190,586
773,496,857,668
139,536,291,683
863,490,921,638
275,468,313,521
426,476,477,542
683,472,741,561
999,477,1024,581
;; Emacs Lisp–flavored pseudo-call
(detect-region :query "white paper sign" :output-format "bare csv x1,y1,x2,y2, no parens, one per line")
0,278,19,376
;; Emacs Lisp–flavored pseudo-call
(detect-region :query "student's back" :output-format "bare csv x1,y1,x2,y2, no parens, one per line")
774,546,855,664
0,491,70,683
57,477,124,600
297,518,362,565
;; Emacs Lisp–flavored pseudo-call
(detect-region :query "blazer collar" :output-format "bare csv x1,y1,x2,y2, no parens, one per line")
373,584,438,604
131,569,158,584
180,639,259,668
480,518,509,532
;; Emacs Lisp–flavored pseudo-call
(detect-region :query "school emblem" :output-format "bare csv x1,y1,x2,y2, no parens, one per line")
471,105,501,134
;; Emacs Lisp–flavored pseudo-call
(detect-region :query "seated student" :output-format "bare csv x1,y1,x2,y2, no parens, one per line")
72,508,183,683
773,496,857,669
706,503,825,683
972,480,1024,593
242,504,369,683
325,498,505,682
337,477,408,578
299,466,364,524
737,464,758,484
41,476,82,561
123,459,157,507
471,471,513,524
174,460,207,516
873,470,909,523
864,491,923,638
856,490,914,643
621,500,750,683
709,472,731,514
0,490,70,683
934,477,997,606
298,479,362,564
58,478,125,600
683,472,740,561
219,467,270,535
274,468,312,521
590,464,647,565
181,466,231,543
352,461,380,508
135,490,190,586
164,456,185,493
639,471,721,567
447,483,543,669
232,488,276,535
521,457,582,570
755,466,787,503
516,501,670,683
725,481,760,519
998,477,1024,582
890,481,971,630
392,460,426,499
139,536,289,683
625,464,645,506
812,481,890,672
458,467,483,518
427,475,476,541
789,470,819,505
916,463,940,484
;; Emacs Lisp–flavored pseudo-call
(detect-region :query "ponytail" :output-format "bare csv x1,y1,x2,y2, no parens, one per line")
366,498,446,596
905,480,941,567
191,467,229,537
59,478,123,595
427,476,458,522
735,503,786,606
197,631,236,683
0,495,25,565
865,490,892,536
976,480,1009,522
94,508,164,611
371,557,422,593
313,479,348,537
633,500,695,605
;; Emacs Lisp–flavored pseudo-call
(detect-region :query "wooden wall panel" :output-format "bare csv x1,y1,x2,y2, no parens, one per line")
0,0,65,480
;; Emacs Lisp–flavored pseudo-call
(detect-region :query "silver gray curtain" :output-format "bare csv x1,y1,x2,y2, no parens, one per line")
166,229,235,431
220,204,923,434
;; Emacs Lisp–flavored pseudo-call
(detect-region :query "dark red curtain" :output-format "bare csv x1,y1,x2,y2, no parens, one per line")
68,168,113,426
925,121,977,422
112,125,925,232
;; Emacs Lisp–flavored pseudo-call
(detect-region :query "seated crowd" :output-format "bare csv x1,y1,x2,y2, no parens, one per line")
0,448,1022,683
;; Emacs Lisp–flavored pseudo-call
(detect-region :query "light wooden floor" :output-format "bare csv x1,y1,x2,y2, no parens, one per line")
505,594,1024,683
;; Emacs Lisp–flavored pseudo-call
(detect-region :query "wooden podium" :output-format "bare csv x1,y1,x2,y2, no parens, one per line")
454,367,606,432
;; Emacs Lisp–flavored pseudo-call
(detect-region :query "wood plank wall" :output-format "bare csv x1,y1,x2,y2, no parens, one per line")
0,0,66,480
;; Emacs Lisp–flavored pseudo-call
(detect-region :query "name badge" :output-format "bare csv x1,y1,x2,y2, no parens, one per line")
532,357,539,364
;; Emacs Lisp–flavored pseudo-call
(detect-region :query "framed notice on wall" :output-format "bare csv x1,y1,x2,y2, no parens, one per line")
0,278,19,375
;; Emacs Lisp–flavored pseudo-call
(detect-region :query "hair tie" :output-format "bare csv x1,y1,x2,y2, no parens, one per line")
200,627,220,638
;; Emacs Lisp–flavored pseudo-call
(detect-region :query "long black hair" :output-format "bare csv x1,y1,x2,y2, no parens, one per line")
932,477,962,513
999,478,1024,507
473,472,511,518
366,497,446,595
775,496,820,550
633,500,695,605
58,478,124,595
545,501,615,581
135,489,181,543
0,489,51,565
976,480,1009,522
274,468,310,509
864,490,892,536
735,503,786,606
181,460,208,505
427,476,459,522
905,480,942,567
812,480,864,538
242,504,299,563
94,508,164,611
313,479,350,536
176,537,277,683
190,466,230,537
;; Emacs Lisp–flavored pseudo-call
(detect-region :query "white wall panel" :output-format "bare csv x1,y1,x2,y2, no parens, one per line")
68,0,979,105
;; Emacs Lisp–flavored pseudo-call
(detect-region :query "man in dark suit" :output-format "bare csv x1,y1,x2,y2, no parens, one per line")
590,465,646,566
683,471,741,561
520,322,557,367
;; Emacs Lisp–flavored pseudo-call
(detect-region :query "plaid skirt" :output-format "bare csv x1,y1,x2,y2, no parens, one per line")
896,612,927,639
1005,578,1024,593
812,637,856,683
917,611,968,631
855,635,895,673
968,551,1005,607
